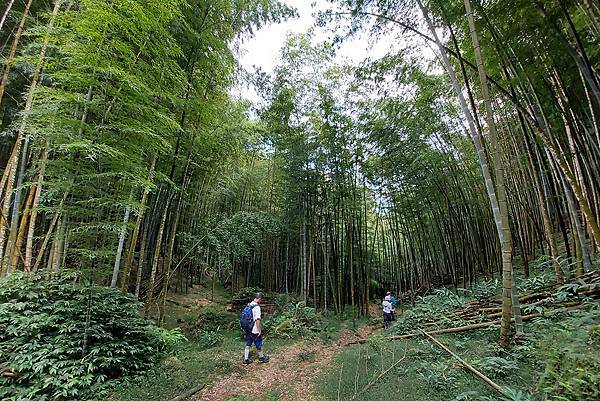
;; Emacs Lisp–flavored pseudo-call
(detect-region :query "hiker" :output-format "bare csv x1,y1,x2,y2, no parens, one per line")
240,292,269,364
382,293,393,329
390,292,398,321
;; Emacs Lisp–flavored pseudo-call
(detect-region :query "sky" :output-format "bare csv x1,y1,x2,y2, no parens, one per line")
238,0,325,74
234,0,399,100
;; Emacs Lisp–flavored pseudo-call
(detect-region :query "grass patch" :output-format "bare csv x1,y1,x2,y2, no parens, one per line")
315,336,495,401
109,330,297,401
226,390,281,401
315,305,598,401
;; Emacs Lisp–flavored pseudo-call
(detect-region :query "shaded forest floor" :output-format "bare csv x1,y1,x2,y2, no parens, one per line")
195,325,372,401
109,282,374,401
111,265,599,401
314,264,600,401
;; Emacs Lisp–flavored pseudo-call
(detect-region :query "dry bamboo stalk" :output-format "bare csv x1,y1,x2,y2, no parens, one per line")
7,183,36,271
168,384,205,401
0,0,16,33
0,0,33,104
389,303,592,340
420,330,506,395
350,347,407,400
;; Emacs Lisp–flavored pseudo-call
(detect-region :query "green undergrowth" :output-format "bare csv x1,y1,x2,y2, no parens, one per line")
316,296,599,400
109,329,300,401
395,260,598,336
227,392,282,401
111,286,347,401
0,272,185,401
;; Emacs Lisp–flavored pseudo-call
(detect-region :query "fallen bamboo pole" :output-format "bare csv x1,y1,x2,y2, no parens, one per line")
389,303,591,340
420,330,506,396
168,384,205,401
346,303,596,346
350,347,407,400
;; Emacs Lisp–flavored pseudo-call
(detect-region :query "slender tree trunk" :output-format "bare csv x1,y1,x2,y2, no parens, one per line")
144,196,171,317
0,165,16,272
110,190,133,287
32,190,68,272
135,218,150,298
302,203,307,304
553,156,592,272
523,126,564,282
0,0,16,33
159,160,192,323
25,144,48,271
7,183,36,272
0,0,33,105
121,154,157,291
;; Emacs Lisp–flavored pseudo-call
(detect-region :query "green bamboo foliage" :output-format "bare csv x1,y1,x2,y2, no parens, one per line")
0,0,597,344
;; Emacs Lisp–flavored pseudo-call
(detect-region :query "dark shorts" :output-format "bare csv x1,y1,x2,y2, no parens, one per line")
383,312,392,322
245,332,263,349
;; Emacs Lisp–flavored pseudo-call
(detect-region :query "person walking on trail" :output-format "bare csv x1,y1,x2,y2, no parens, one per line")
240,292,269,365
390,292,398,321
382,293,393,329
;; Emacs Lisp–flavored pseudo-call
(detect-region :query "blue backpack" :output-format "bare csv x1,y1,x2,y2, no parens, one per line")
239,304,257,333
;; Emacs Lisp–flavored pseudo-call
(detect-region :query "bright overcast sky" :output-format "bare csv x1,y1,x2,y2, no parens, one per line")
234,0,436,102
238,0,324,74
237,1,394,77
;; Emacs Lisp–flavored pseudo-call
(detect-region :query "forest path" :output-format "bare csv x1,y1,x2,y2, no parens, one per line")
194,325,373,401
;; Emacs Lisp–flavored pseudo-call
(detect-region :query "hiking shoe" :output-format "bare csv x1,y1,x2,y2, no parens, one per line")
243,358,253,365
258,355,270,363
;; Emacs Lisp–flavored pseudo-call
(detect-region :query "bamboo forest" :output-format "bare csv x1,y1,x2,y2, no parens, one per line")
1,0,599,400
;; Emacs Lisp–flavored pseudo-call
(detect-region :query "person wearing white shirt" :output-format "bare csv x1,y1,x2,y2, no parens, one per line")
382,294,393,329
243,293,269,364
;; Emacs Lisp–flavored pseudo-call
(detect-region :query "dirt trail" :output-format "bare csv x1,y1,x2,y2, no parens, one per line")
194,326,372,401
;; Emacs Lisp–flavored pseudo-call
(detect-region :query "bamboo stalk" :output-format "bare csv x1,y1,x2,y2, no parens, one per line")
0,0,33,105
420,330,506,395
389,303,593,340
168,384,205,401
349,347,407,400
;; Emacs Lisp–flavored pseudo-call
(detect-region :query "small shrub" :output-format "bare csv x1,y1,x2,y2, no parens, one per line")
274,292,291,312
234,287,264,300
198,328,225,349
416,359,461,391
148,327,187,354
554,279,587,302
187,309,234,334
518,272,555,293
432,288,463,308
452,390,483,401
394,309,424,334
264,301,323,339
472,279,499,303
474,356,518,379
499,388,535,401
298,349,316,362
